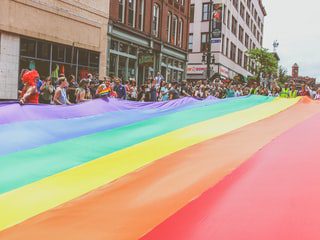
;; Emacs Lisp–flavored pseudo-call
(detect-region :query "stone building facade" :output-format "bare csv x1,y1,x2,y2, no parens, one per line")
187,0,266,80
0,0,109,99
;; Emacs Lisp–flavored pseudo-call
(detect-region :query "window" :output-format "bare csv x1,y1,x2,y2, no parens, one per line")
238,26,244,43
37,41,50,59
152,4,160,37
240,3,245,19
237,49,243,66
109,54,117,75
202,3,210,21
188,34,193,52
167,12,172,42
52,45,65,62
201,32,209,52
78,49,89,66
119,42,128,53
111,40,119,51
223,5,226,25
222,34,225,54
232,0,238,10
172,15,178,45
118,0,125,23
178,19,183,47
245,33,249,48
226,38,229,56
246,12,250,27
190,4,195,23
128,0,136,27
89,52,99,68
230,42,236,62
227,10,230,29
20,38,36,57
129,46,137,55
231,16,237,36
138,0,145,31
244,54,248,70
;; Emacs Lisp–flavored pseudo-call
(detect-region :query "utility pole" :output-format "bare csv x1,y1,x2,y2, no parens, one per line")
206,0,213,81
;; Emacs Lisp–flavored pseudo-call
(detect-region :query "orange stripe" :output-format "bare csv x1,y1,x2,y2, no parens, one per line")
1,100,319,240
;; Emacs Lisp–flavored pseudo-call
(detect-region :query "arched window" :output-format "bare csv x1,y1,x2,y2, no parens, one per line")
152,4,160,37
118,0,125,23
172,15,178,45
167,12,172,43
128,0,136,27
178,18,183,47
138,0,145,31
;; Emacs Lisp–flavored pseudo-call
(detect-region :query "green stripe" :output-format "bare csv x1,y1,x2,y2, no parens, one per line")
0,96,272,194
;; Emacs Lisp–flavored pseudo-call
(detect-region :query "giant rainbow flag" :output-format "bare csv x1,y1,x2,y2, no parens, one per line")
1,96,320,240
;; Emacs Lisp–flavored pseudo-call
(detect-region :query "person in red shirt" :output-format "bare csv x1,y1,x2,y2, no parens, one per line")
19,70,40,105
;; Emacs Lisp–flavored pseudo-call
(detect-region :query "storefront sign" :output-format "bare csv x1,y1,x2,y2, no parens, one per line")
212,4,223,39
219,65,229,78
139,54,154,66
187,65,207,75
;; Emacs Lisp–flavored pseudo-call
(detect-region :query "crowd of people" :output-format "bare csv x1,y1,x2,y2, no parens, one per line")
18,69,320,105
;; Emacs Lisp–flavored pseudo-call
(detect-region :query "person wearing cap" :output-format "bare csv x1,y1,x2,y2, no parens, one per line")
54,77,71,105
19,70,40,105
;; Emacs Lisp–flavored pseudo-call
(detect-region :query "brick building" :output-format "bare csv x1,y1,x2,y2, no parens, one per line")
108,0,190,84
289,63,316,87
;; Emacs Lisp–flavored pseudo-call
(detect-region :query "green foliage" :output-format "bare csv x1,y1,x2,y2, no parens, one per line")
246,48,278,82
278,65,290,84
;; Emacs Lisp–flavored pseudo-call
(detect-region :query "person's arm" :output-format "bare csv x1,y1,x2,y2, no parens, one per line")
169,90,173,100
53,89,63,105
20,86,36,104
48,85,54,94
79,90,87,102
40,83,47,91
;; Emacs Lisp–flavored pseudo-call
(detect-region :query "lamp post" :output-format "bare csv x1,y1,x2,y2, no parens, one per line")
204,0,215,80
207,0,213,80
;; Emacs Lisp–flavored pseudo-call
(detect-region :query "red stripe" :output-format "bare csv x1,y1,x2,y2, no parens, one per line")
142,112,320,240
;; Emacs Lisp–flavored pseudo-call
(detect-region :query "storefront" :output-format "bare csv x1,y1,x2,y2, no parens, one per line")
107,25,187,85
187,64,207,80
19,37,100,83
161,55,185,82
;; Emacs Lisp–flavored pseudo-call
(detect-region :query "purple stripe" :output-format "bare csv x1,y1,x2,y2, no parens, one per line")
0,97,217,125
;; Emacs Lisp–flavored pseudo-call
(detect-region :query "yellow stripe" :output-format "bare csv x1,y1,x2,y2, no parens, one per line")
0,97,300,231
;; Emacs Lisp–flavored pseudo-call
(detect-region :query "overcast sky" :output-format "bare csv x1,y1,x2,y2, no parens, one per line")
263,0,320,81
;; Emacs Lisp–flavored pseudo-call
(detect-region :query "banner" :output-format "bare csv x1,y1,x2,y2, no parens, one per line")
212,4,223,39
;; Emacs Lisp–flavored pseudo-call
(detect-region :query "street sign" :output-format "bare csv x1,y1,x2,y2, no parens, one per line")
211,39,221,44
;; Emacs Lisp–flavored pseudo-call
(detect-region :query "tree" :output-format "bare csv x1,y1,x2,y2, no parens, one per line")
278,65,290,84
246,48,278,82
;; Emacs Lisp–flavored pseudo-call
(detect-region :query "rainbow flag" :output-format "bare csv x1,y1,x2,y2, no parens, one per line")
1,96,320,240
